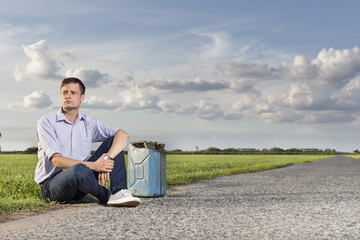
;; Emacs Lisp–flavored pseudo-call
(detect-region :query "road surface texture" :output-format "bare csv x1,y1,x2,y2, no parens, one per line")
1,155,359,239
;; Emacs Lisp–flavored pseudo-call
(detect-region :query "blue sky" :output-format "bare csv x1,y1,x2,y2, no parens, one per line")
1,0,360,152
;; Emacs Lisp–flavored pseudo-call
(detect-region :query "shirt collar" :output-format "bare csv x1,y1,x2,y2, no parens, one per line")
56,108,85,123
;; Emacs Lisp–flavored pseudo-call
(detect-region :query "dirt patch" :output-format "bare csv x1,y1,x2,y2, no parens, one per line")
0,204,66,223
0,196,99,224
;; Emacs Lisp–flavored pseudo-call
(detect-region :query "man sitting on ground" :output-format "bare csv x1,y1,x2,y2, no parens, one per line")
35,77,140,207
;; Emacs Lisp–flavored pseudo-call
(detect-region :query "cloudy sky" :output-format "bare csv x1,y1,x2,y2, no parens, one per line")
1,0,360,152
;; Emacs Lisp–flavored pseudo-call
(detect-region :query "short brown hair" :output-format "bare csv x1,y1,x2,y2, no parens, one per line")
61,77,86,95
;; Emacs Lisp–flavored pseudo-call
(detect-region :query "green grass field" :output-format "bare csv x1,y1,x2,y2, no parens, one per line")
0,154,334,213
345,154,360,159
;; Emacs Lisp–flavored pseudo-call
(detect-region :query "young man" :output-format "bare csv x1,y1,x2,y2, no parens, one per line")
35,77,140,207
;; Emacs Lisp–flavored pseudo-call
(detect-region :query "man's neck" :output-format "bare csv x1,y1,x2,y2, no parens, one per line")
62,108,79,124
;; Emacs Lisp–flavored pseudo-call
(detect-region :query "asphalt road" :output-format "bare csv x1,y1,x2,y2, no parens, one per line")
1,155,360,239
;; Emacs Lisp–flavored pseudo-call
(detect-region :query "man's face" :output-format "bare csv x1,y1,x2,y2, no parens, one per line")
60,83,85,112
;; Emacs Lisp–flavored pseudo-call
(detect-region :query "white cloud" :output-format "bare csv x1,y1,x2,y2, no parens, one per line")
116,84,225,121
117,74,136,89
157,101,198,116
110,45,360,124
65,68,111,88
194,31,229,60
24,91,52,109
84,45,360,124
194,100,224,121
316,47,360,84
290,55,319,80
157,100,181,113
210,46,360,124
334,76,360,108
12,38,360,125
14,40,65,81
217,46,360,89
290,46,360,88
225,91,266,120
139,77,229,92
231,92,260,113
81,96,120,110
13,40,110,87
119,87,161,111
156,99,221,120
229,79,255,93
261,110,304,123
285,83,314,109
216,61,287,80
52,50,77,62
9,90,53,109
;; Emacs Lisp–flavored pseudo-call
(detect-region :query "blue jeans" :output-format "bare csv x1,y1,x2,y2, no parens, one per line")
41,136,127,203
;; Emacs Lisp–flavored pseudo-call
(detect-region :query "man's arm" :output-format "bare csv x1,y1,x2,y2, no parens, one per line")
106,129,130,158
97,129,130,186
51,153,114,172
51,129,129,172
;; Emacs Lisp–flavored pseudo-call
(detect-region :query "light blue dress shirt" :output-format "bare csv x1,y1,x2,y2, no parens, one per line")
35,109,119,184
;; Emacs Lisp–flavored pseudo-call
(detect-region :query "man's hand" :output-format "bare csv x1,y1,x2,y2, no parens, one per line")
92,154,114,173
98,172,110,186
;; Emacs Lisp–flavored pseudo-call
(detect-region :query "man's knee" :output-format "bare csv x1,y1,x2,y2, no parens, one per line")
67,163,92,177
113,151,125,163
103,136,115,149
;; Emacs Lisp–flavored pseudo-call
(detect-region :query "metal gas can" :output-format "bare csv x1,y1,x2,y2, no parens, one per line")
127,141,166,197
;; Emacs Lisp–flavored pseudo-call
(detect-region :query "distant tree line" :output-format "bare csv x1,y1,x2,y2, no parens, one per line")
0,147,38,154
23,147,39,154
167,147,342,155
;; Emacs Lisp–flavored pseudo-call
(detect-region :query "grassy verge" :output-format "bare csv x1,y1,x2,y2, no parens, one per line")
166,154,332,185
0,154,333,213
345,155,360,160
0,154,49,213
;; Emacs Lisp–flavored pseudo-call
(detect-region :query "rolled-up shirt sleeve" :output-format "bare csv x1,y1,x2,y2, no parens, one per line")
90,116,120,143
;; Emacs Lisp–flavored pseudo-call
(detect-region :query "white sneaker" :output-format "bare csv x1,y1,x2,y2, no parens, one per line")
107,189,141,207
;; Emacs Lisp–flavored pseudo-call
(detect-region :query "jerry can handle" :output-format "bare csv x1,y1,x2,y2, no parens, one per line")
131,141,165,151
